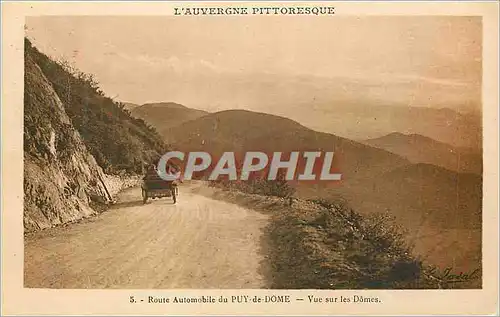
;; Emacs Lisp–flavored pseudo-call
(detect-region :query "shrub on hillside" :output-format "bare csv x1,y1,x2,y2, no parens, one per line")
267,199,431,289
210,170,296,199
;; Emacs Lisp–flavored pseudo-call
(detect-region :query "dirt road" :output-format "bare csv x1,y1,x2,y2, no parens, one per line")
24,184,270,289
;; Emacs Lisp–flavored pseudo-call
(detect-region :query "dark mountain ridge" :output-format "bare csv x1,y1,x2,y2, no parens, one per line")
164,109,411,181
130,102,209,135
364,132,482,175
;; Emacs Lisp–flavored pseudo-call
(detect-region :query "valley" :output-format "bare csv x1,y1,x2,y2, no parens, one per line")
128,101,483,275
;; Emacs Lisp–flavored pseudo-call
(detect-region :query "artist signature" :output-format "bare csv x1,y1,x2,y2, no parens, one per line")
426,267,480,282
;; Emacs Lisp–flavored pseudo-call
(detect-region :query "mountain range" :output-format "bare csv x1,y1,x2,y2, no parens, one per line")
128,101,482,272
128,102,208,136
164,109,410,181
364,132,482,175
127,72,481,149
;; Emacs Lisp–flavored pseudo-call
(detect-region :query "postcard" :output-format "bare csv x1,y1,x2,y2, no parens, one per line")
1,1,499,315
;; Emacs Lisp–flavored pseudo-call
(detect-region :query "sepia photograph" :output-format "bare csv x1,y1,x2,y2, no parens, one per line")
22,14,483,290
2,1,499,315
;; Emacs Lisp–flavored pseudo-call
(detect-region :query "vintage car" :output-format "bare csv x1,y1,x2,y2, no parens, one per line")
141,166,178,204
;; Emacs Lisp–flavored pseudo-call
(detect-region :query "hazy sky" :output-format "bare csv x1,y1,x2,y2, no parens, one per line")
26,16,482,112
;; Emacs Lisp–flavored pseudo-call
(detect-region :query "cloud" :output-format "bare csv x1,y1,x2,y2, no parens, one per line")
106,52,222,74
392,74,472,87
318,71,476,89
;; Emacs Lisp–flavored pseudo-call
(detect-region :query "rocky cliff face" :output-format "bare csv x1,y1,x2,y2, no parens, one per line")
24,53,115,232
24,37,169,232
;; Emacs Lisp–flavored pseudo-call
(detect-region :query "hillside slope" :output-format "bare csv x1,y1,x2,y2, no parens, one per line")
165,109,410,180
24,51,111,231
368,163,482,273
289,161,482,274
24,39,169,231
27,39,168,174
369,163,481,229
364,132,482,175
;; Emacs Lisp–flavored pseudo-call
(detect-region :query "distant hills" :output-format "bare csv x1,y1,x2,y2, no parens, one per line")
130,71,481,149
295,104,482,150
122,102,140,111
128,102,208,135
364,132,482,175
163,109,410,181
133,102,482,271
